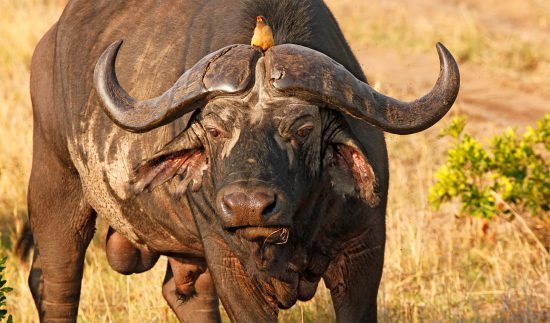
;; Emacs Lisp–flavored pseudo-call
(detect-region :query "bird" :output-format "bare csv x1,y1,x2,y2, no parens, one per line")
251,16,274,51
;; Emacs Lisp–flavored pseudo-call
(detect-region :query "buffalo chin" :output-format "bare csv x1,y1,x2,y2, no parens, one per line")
244,244,302,309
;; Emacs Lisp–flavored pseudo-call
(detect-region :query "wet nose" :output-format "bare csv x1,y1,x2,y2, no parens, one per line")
221,190,276,225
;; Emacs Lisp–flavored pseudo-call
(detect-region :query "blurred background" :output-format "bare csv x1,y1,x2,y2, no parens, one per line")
0,0,548,321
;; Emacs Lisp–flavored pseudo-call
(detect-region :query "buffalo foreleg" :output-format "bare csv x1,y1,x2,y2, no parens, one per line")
323,219,385,323
162,257,221,322
27,140,96,322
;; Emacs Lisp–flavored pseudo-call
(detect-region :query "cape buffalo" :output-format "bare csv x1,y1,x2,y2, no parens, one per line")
24,0,459,321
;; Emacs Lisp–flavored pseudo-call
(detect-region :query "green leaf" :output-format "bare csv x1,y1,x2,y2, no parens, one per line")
0,256,12,321
430,114,549,220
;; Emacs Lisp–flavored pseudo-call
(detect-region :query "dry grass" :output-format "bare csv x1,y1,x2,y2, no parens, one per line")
1,0,549,322
329,0,550,80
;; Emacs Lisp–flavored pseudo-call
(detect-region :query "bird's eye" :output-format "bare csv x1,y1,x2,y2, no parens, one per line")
206,127,220,138
296,125,313,140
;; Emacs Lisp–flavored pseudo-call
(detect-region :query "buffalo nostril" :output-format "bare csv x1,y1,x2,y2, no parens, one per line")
255,191,276,217
222,191,276,219
222,192,245,215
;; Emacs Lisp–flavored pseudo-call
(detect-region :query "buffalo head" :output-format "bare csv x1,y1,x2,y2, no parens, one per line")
94,41,459,306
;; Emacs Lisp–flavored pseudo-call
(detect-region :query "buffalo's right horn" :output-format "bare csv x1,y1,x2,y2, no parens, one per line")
265,43,460,135
94,41,260,133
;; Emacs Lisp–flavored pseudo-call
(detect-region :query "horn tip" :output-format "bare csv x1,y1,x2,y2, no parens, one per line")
107,39,124,58
434,42,460,84
435,42,452,59
110,39,124,49
95,40,124,78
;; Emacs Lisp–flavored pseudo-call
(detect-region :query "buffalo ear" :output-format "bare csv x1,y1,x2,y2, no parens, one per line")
325,139,379,207
132,129,205,194
132,150,203,193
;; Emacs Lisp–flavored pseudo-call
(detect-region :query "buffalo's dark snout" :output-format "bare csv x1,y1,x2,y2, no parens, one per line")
223,191,275,219
218,183,284,230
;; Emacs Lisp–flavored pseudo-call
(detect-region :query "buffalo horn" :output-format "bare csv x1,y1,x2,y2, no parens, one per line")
94,41,259,133
265,43,460,135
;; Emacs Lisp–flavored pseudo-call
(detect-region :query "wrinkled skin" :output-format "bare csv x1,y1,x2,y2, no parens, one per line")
25,0,458,322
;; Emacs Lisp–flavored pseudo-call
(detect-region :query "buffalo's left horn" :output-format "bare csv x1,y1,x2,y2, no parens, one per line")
94,41,259,133
265,43,460,135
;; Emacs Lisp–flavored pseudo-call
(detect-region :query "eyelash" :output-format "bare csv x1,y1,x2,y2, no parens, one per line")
206,127,220,138
296,125,313,139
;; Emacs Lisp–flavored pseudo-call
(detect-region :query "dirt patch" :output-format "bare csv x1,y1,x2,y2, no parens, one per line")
355,46,548,128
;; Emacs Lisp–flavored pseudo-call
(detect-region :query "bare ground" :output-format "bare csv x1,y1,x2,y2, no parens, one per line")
359,47,548,127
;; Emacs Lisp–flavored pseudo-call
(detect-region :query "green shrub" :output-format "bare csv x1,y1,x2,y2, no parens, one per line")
0,256,13,323
429,114,549,220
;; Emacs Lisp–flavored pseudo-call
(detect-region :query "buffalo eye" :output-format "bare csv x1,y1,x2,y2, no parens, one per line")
295,125,313,141
206,127,220,138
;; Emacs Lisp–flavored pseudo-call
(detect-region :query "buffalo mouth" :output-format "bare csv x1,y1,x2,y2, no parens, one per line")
234,226,289,244
228,226,292,273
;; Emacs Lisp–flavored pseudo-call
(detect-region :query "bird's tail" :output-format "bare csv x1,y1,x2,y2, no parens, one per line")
15,222,34,263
